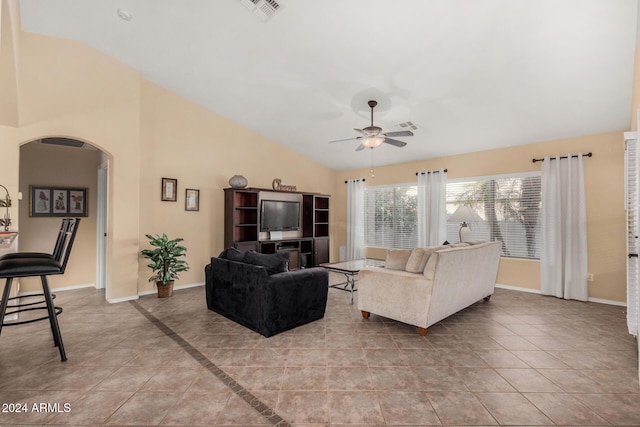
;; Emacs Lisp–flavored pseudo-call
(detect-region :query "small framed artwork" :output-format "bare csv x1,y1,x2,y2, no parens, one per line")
185,189,199,211
161,178,177,202
52,189,68,214
30,186,87,217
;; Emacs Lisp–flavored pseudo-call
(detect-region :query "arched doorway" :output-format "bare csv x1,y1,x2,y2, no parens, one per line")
18,137,110,297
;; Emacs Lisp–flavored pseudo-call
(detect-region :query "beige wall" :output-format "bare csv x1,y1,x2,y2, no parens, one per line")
335,131,627,303
0,5,631,305
18,142,99,292
137,79,336,293
0,18,336,300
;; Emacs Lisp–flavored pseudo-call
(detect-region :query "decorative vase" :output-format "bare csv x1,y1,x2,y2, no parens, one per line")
229,175,248,189
157,281,174,298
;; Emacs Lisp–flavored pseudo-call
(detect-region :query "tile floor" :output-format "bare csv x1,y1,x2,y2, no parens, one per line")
0,274,638,426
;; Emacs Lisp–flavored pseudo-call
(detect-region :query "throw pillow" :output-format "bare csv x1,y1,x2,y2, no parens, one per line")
423,252,439,280
384,249,412,271
405,248,428,273
219,247,244,262
243,251,289,274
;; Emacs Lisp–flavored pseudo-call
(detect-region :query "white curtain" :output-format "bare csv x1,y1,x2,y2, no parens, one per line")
346,179,365,260
417,169,447,247
540,154,588,301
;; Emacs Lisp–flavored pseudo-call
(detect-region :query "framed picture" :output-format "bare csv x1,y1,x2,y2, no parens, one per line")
185,188,199,211
161,178,177,202
30,186,87,217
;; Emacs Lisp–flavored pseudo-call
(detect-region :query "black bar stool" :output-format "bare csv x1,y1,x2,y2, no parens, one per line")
0,218,80,362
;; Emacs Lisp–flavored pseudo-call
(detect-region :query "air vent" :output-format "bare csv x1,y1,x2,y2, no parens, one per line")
239,0,282,22
38,138,96,150
397,121,418,130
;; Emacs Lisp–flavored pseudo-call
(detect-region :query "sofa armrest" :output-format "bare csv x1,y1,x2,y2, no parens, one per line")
261,267,329,330
205,257,269,320
357,267,434,329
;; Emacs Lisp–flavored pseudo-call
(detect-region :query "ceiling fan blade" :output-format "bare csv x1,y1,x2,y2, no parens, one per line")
383,130,414,138
383,138,408,148
356,144,366,151
328,136,362,143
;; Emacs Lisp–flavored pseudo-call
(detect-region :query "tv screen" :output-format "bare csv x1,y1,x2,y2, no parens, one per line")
260,200,300,231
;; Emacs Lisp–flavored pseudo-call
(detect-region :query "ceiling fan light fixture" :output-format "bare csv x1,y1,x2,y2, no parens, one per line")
362,136,384,148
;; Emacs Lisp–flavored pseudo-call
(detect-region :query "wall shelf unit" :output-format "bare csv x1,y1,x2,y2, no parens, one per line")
225,188,330,268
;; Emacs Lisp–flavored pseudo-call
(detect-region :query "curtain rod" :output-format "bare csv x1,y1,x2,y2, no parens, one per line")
532,152,593,163
415,169,448,175
344,178,366,183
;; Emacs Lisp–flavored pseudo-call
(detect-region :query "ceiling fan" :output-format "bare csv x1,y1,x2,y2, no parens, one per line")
328,100,413,151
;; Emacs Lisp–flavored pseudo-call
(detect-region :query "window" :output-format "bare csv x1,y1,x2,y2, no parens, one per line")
364,184,418,249
446,173,541,259
363,172,542,259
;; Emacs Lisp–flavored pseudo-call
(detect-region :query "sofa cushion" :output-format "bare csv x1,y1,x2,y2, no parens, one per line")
243,251,289,274
423,252,438,280
405,248,429,273
385,249,412,271
218,247,245,262
450,242,470,248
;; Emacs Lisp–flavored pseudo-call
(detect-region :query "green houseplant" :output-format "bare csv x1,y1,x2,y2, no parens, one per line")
141,233,190,298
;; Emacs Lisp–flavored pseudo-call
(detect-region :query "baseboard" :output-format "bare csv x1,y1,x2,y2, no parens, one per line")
106,294,139,304
588,297,627,307
18,283,95,296
495,284,541,294
495,284,627,307
3,313,18,322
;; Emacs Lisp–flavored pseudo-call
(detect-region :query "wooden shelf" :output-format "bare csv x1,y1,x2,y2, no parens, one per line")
225,188,330,266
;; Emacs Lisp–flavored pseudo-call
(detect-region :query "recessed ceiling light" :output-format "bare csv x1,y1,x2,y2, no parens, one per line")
117,8,132,22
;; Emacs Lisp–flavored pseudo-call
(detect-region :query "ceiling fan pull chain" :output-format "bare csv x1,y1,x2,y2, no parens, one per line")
370,148,375,177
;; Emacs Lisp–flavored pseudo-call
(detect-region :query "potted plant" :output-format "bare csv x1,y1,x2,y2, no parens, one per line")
141,233,190,298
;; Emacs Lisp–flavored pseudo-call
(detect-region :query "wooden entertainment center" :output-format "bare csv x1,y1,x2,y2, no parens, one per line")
224,188,330,269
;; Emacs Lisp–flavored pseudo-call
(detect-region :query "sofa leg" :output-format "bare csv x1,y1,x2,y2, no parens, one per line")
484,295,492,302
418,327,428,336
361,310,370,319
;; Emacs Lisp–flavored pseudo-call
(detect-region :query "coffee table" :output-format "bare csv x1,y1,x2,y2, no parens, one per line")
320,258,385,304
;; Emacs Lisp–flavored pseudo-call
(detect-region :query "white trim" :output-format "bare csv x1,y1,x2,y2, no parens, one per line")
588,297,627,307
3,313,18,322
106,294,139,304
18,283,95,296
495,284,626,306
495,283,541,294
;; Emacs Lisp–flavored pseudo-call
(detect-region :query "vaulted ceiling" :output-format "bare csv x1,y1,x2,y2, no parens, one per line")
18,0,639,171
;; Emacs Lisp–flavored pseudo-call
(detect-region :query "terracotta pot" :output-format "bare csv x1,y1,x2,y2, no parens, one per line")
157,280,174,298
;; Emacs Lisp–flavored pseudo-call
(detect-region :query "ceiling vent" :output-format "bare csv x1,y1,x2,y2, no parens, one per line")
397,121,418,131
239,0,282,22
38,138,96,150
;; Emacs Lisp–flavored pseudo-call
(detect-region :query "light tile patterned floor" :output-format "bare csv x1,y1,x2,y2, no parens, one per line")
0,273,638,426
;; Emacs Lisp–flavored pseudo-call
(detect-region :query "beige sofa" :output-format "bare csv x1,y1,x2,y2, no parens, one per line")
358,241,502,335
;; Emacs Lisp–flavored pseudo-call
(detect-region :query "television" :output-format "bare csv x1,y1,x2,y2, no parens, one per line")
260,200,300,231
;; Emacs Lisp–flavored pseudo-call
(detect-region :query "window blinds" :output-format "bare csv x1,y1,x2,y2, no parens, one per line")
446,174,542,259
364,184,418,249
626,138,639,336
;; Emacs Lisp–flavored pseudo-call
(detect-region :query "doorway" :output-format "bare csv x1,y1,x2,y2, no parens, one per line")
19,138,109,296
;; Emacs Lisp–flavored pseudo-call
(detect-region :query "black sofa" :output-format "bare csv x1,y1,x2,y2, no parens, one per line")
205,249,329,337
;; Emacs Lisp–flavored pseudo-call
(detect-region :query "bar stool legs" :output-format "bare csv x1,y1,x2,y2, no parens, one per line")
0,277,12,336
0,277,67,362
41,276,66,361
